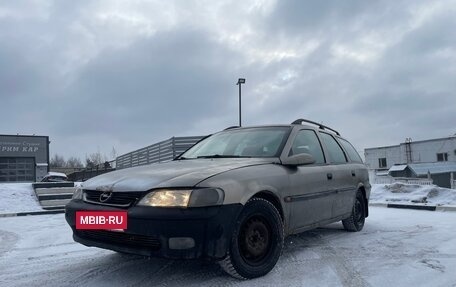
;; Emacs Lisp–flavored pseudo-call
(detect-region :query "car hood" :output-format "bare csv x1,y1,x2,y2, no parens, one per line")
82,158,278,192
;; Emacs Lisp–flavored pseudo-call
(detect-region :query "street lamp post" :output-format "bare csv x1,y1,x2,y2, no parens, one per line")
236,78,245,127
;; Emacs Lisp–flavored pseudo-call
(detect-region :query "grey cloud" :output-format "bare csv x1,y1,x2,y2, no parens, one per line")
1,0,455,160
45,28,245,156
352,9,456,128
247,0,456,148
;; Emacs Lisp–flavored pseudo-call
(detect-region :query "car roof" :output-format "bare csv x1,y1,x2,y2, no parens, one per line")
223,123,342,138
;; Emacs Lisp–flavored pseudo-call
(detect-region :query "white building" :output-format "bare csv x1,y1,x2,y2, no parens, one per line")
364,135,456,188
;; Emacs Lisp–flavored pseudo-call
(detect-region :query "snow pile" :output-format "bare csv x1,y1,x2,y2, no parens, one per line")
371,183,456,206
0,183,43,214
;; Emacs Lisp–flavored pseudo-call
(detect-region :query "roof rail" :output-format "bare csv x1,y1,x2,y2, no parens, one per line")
291,119,340,136
224,126,240,130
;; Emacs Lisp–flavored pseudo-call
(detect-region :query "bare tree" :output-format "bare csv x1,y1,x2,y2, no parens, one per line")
85,157,95,169
66,157,84,168
50,154,66,168
85,151,107,168
110,146,117,160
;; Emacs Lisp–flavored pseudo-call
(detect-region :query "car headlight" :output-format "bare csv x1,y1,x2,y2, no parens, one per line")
72,187,83,200
137,188,224,208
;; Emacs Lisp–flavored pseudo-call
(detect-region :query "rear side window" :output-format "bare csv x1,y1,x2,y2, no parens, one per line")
319,132,347,164
289,130,325,164
339,138,363,163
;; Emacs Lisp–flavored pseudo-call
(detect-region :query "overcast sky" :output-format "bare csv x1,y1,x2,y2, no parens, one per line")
1,0,455,161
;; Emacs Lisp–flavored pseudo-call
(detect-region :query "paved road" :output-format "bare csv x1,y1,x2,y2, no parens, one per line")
0,207,455,287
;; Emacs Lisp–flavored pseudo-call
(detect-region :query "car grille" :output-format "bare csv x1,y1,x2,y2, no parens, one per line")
83,190,143,208
76,230,161,250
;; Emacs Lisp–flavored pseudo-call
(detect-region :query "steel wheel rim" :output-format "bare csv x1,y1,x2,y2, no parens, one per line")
238,215,272,266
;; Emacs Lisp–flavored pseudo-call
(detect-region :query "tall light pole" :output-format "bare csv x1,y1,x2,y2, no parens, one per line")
236,78,245,127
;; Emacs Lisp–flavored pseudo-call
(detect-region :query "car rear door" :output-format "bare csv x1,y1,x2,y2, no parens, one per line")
318,132,357,218
337,137,366,213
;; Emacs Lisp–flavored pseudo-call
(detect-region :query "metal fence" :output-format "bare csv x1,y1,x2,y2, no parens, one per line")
374,177,434,185
116,136,205,170
33,182,76,210
67,166,116,182
65,160,116,182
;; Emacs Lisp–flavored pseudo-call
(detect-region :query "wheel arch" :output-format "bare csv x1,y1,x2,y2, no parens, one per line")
359,185,369,218
249,191,285,222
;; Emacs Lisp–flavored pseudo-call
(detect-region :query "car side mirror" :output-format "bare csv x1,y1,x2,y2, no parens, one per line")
282,153,316,166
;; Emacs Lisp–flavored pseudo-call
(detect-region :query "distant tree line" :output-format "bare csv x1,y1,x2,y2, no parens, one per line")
50,154,83,168
50,147,117,169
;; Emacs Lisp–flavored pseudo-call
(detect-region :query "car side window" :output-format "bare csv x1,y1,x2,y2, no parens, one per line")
319,132,347,164
289,130,325,164
339,138,363,163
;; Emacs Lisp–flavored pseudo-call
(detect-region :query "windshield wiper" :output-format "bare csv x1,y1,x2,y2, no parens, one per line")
196,154,251,159
175,156,193,160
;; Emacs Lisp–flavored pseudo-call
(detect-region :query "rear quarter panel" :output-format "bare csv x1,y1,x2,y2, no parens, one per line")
355,163,371,200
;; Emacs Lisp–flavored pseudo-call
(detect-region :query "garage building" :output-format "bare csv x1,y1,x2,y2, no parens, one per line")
0,134,50,182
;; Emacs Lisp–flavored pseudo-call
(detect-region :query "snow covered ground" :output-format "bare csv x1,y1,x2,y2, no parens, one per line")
1,182,455,216
0,207,455,287
371,183,456,206
0,183,43,214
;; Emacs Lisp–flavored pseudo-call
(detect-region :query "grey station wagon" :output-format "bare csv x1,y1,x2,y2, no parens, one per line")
65,119,370,279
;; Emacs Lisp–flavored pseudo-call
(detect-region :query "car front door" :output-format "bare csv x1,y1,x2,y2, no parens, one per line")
284,129,336,232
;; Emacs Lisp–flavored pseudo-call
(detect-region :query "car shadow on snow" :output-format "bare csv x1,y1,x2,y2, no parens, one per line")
78,222,355,286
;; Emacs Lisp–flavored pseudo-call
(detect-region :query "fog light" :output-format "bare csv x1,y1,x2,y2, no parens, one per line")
168,237,195,250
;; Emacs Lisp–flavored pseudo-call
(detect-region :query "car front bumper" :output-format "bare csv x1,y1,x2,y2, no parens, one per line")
65,200,243,260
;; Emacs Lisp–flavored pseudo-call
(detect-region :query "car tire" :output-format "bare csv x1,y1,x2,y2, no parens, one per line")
342,190,366,232
219,197,284,279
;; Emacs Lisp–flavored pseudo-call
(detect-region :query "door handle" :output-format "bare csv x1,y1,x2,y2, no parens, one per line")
327,173,333,180
351,171,356,177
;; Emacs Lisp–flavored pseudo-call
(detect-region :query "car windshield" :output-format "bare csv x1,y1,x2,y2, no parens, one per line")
179,127,290,159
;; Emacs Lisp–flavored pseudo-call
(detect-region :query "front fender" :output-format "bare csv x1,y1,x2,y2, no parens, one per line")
196,164,288,205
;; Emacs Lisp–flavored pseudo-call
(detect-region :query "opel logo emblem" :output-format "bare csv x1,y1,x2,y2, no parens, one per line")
99,191,112,203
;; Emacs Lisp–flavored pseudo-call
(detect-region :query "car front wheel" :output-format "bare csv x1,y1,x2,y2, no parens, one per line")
219,198,284,279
